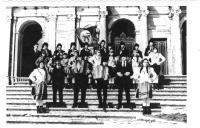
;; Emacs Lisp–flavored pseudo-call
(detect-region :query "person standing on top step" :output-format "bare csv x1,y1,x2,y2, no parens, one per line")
53,43,65,61
144,41,155,57
117,41,129,57
115,53,133,109
49,60,65,106
132,43,143,59
148,47,166,89
29,61,48,113
135,58,158,115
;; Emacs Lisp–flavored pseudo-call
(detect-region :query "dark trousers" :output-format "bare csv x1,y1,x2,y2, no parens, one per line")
117,77,130,105
73,74,88,104
152,64,161,75
96,79,108,105
73,86,86,104
52,86,63,103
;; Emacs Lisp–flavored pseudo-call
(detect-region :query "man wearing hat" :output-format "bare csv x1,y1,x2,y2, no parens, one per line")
115,53,133,109
117,41,129,57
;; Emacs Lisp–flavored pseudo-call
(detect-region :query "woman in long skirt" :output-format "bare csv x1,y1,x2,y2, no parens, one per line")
29,61,48,113
136,58,158,114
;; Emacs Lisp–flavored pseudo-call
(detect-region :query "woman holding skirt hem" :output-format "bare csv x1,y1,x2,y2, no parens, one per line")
136,58,158,115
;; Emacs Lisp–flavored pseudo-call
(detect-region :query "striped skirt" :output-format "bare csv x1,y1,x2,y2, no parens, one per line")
33,81,48,100
136,82,152,99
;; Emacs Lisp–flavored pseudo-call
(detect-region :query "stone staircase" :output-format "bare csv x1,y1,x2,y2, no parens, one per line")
6,75,187,124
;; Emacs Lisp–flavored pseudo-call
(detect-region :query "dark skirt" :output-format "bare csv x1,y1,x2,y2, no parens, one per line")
33,81,48,100
136,82,152,99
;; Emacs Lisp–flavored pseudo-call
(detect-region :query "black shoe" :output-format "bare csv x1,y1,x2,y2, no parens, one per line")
147,107,151,114
36,106,42,113
142,106,147,115
117,104,122,109
40,106,47,113
98,103,103,108
72,103,78,108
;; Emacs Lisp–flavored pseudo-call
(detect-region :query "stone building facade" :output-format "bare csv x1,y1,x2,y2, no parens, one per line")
6,6,186,78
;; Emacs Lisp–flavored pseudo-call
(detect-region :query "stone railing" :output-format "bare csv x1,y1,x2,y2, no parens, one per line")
9,76,29,85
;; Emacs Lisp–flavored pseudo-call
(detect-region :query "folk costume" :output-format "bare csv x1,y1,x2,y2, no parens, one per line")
136,64,158,114
29,67,47,113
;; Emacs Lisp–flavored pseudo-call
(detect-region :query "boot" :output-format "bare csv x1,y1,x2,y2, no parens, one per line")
37,106,42,113
72,103,78,108
40,106,46,113
147,106,151,114
117,104,122,109
142,106,147,115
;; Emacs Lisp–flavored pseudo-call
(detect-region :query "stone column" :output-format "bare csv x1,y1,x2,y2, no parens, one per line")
99,6,107,44
169,6,182,75
46,14,57,52
4,8,12,84
138,6,149,54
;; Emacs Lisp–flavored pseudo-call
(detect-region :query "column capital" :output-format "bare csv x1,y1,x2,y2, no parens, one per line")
168,6,181,20
138,6,149,20
45,14,57,22
99,10,108,18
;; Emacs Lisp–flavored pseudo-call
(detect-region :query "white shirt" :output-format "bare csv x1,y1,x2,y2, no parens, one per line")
29,68,46,84
88,55,101,67
148,52,166,65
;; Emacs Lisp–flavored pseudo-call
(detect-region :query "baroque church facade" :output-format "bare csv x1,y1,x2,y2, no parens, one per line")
6,6,186,80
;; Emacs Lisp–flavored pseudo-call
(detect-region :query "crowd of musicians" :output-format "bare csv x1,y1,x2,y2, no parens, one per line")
28,40,166,114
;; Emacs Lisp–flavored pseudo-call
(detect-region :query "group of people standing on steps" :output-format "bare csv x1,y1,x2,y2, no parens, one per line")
28,39,166,114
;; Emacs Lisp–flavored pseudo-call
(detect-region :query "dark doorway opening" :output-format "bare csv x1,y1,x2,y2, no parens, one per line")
181,21,186,75
18,22,42,77
110,18,135,55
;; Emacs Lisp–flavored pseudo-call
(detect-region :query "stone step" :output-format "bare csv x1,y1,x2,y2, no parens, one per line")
7,107,161,113
6,95,187,100
6,88,187,95
6,95,187,101
7,102,186,109
6,92,187,97
6,93,187,99
6,84,187,90
7,99,186,106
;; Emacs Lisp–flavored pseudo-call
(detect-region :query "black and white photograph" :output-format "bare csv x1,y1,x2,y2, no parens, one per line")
0,0,198,127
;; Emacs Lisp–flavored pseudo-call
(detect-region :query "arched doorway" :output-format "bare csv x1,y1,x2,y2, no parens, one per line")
181,21,186,75
18,21,42,77
110,18,135,56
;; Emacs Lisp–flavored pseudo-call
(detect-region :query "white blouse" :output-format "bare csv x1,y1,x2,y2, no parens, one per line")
88,55,101,67
137,67,158,83
148,52,166,65
29,68,46,84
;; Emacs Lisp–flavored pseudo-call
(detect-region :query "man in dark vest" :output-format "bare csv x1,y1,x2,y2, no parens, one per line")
71,51,90,108
50,60,65,106
115,53,133,109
